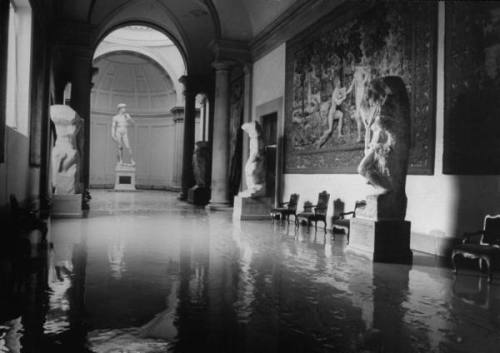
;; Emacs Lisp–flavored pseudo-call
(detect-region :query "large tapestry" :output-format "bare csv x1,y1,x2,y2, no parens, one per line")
444,2,500,174
284,1,436,174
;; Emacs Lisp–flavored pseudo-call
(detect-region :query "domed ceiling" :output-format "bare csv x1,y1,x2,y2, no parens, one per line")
91,52,176,115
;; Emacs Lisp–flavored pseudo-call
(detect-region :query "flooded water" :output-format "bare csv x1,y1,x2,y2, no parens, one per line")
1,190,500,353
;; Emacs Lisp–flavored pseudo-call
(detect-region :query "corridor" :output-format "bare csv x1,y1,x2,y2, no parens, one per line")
1,191,500,353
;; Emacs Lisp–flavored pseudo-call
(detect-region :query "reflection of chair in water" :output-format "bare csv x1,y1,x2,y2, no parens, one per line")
332,200,366,243
295,191,330,231
270,193,300,223
451,214,500,283
452,275,490,309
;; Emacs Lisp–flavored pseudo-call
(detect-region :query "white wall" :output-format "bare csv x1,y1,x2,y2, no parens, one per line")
252,3,500,256
0,1,34,212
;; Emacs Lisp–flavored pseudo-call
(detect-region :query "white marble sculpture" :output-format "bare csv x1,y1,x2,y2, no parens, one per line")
240,121,265,197
357,76,411,220
50,105,83,195
112,103,135,166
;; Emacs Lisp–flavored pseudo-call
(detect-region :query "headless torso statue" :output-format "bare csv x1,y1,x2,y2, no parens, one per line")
112,103,135,166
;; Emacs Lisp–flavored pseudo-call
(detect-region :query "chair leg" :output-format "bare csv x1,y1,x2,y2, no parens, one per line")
451,251,458,275
483,256,493,283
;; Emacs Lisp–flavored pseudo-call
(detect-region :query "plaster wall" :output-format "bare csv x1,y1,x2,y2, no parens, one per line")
0,128,31,211
252,3,500,256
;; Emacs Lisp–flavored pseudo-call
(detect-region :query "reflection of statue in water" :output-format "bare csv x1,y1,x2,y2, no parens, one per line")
316,76,353,148
240,121,265,197
112,103,135,166
50,105,83,194
357,76,411,220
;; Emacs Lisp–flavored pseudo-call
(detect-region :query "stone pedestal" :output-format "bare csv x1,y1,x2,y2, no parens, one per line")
51,194,83,218
233,195,272,221
188,186,210,206
348,218,412,264
114,164,136,191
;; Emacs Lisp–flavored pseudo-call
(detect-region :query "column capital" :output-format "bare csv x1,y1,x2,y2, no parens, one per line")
212,60,234,72
243,63,252,76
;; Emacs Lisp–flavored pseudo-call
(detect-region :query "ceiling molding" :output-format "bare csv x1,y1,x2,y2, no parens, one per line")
210,38,251,64
249,0,346,61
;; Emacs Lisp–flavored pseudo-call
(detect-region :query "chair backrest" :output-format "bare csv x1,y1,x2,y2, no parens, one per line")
303,201,313,213
315,191,330,216
353,200,367,215
288,194,299,210
483,214,500,245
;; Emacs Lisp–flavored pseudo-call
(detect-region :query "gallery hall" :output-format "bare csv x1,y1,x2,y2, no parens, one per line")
1,1,500,352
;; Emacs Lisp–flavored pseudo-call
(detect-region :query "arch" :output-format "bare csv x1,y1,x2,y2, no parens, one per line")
92,50,179,113
93,46,184,107
93,20,189,76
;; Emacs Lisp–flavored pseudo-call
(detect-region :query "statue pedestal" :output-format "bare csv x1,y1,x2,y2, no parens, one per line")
187,186,210,206
51,194,83,218
233,195,272,220
348,218,412,264
114,164,136,191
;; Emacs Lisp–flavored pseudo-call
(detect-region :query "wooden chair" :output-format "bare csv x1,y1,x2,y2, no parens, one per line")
451,214,500,283
295,191,330,231
270,193,300,223
332,200,366,243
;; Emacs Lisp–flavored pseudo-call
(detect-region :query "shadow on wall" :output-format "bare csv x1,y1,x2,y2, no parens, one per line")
0,127,31,212
450,175,500,246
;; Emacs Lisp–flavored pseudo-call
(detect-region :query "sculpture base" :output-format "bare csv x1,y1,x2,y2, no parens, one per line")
357,193,407,220
51,194,83,218
114,164,136,191
233,195,272,221
348,218,412,264
187,186,210,206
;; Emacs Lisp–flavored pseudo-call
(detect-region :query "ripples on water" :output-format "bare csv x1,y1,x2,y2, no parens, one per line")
1,191,500,353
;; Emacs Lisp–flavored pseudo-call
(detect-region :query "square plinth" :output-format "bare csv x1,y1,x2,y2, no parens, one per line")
188,186,210,206
115,164,136,191
51,194,83,218
348,218,412,264
233,195,273,220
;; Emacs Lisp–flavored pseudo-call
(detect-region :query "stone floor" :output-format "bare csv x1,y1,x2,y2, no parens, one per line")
1,190,500,353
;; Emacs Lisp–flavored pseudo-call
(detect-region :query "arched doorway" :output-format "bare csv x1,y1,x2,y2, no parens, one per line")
90,25,188,191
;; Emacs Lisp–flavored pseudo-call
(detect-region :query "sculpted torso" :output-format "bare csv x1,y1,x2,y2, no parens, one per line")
357,76,411,194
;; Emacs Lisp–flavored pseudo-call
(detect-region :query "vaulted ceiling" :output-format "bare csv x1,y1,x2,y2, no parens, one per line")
54,0,301,74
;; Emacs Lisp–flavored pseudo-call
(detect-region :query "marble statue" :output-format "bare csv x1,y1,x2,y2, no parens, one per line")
112,103,135,166
357,76,411,220
50,105,83,194
240,121,265,197
192,141,210,188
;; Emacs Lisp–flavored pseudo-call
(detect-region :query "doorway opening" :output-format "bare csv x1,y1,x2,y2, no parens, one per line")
90,25,187,191
262,112,278,201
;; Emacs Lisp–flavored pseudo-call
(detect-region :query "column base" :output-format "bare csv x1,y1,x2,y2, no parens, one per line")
348,218,412,264
206,201,233,211
51,194,83,218
232,195,272,220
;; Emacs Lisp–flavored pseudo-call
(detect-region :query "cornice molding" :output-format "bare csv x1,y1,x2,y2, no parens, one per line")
249,0,347,61
210,38,251,64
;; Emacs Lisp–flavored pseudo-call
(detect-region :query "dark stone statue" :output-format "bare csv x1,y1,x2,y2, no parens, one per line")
357,76,411,220
193,141,210,188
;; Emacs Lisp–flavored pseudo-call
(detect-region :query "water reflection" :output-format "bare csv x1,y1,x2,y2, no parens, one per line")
1,191,500,352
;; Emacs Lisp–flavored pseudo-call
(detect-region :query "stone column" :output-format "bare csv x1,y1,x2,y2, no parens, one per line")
178,76,197,200
171,106,185,189
208,61,233,208
69,47,93,209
